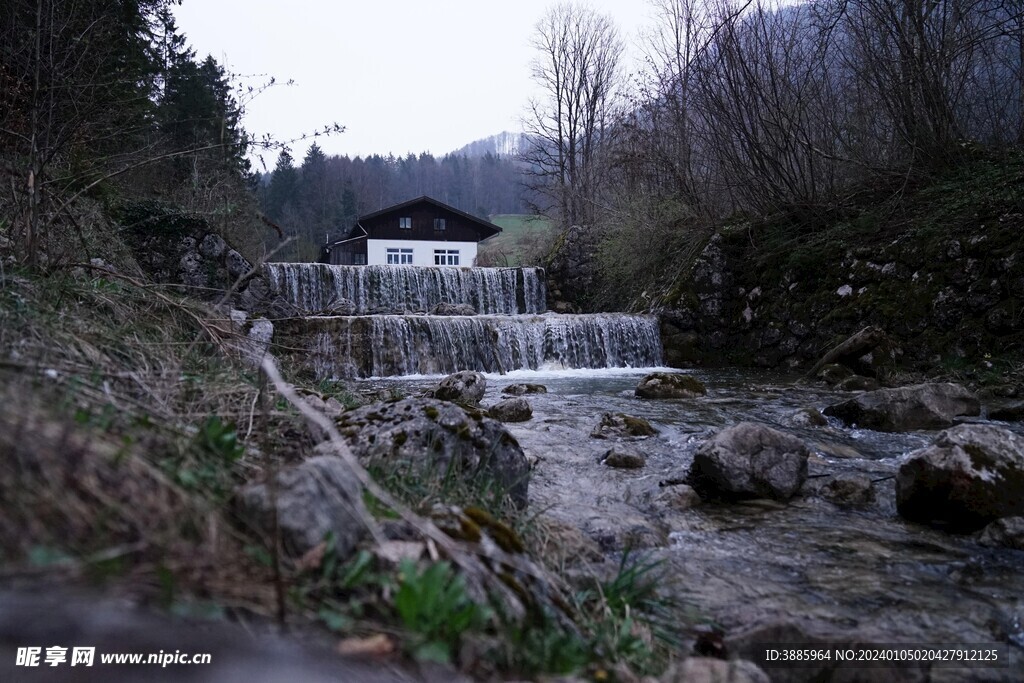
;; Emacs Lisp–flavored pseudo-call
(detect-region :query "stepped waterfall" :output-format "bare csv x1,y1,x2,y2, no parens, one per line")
269,263,663,378
266,263,547,315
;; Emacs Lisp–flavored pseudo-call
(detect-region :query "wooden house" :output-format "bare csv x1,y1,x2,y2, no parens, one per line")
321,196,502,266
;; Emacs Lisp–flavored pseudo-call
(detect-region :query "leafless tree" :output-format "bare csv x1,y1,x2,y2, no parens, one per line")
522,2,624,229
817,0,1023,168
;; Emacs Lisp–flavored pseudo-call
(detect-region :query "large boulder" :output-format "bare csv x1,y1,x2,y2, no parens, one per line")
487,397,532,422
428,371,486,405
590,412,659,439
688,422,809,501
896,423,1024,531
823,382,980,432
235,456,366,559
635,372,706,399
336,398,530,507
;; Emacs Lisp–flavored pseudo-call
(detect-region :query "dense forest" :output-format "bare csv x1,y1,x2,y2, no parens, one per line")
0,0,265,268
256,146,530,262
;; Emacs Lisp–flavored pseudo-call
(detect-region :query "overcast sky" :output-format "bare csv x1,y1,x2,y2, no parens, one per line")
173,1,652,168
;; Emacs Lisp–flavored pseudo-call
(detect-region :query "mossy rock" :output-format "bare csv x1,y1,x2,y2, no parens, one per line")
501,383,547,396
336,397,530,507
635,372,707,399
591,412,659,439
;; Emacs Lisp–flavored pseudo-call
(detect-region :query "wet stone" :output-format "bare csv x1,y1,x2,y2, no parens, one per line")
487,397,532,422
818,473,875,508
689,422,809,502
785,407,828,427
502,383,548,396
988,402,1024,422
824,382,980,432
602,447,646,469
590,411,659,439
635,372,707,399
428,370,487,405
978,517,1024,550
896,423,1024,531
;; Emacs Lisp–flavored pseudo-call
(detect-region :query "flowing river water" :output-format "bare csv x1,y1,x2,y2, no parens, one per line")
269,262,1023,678
360,368,1024,681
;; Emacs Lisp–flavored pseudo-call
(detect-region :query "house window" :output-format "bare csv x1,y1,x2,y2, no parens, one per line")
353,253,366,265
434,249,460,266
387,248,413,265
433,218,446,231
399,217,411,229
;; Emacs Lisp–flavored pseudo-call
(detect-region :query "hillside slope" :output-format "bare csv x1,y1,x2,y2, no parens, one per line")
652,152,1024,381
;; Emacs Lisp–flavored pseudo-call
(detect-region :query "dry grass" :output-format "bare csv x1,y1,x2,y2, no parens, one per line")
0,268,294,613
0,265,577,625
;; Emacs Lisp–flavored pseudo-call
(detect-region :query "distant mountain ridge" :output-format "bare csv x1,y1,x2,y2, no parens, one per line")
451,131,527,158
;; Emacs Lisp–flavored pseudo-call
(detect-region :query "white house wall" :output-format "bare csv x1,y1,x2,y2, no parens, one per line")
367,239,479,267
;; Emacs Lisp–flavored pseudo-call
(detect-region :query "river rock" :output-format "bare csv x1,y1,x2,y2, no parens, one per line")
835,375,881,391
785,407,828,427
601,447,646,469
635,372,706,399
816,363,854,385
661,658,770,683
235,456,366,560
429,370,486,405
487,397,532,422
978,517,1024,550
988,402,1024,422
823,382,980,431
501,383,548,396
818,473,875,507
303,394,344,418
590,412,659,439
896,424,1024,531
689,422,809,501
336,397,530,507
652,484,701,511
430,302,476,316
979,384,1021,399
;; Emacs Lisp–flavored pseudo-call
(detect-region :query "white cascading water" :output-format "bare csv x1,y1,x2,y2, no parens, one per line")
300,314,664,378
265,263,547,315
268,263,663,378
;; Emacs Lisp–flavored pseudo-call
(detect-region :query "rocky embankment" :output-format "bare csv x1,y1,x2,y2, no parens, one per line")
657,220,1022,374
629,158,1024,376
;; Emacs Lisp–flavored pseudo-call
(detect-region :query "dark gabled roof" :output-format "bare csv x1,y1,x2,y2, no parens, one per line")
358,195,502,239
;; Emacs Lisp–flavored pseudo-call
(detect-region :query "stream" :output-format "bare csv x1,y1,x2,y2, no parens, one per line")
361,367,1024,680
